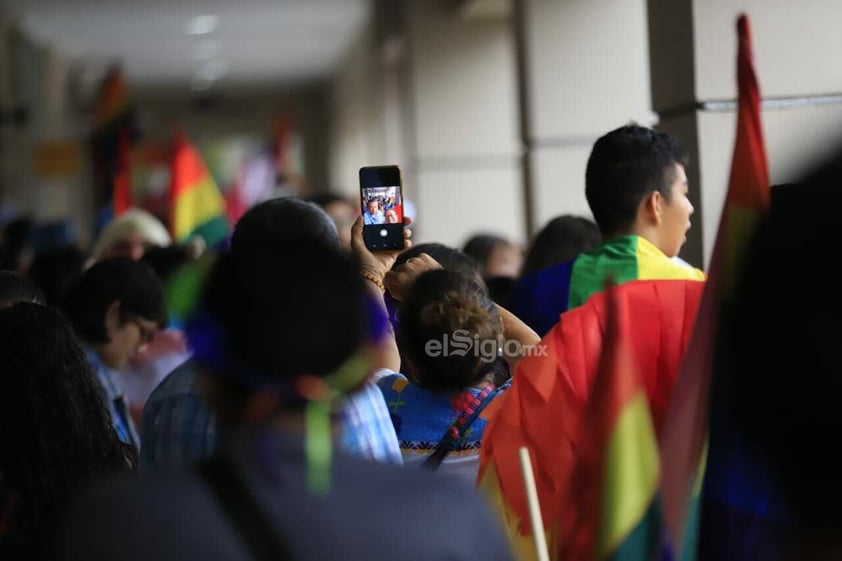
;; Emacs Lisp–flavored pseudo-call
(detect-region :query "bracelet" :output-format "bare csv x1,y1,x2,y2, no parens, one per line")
360,270,386,293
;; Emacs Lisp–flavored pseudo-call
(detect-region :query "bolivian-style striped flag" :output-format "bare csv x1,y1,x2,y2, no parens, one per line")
478,278,704,561
169,130,229,247
510,236,705,336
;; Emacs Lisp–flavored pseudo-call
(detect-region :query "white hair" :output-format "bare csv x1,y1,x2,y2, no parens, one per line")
91,208,172,261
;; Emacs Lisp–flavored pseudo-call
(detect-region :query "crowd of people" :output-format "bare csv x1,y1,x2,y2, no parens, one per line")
362,188,403,226
0,122,839,560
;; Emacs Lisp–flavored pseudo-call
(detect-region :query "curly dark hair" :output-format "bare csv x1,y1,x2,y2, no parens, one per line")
398,269,503,392
0,303,129,560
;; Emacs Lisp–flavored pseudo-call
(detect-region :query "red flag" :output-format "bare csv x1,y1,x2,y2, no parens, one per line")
112,130,133,217
659,13,770,554
477,279,703,559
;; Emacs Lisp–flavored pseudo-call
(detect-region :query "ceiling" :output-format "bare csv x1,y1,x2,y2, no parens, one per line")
0,0,370,90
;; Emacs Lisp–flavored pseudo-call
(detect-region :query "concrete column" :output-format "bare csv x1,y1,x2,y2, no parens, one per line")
403,0,523,247
650,0,842,267
521,0,655,239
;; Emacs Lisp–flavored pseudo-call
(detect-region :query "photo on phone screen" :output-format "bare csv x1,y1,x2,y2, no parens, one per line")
360,166,405,251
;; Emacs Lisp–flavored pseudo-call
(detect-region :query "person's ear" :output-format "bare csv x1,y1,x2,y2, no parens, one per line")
105,300,122,330
642,191,663,225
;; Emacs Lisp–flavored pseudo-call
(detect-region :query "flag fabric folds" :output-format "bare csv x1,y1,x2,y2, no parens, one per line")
560,281,665,561
169,130,229,248
658,13,771,561
479,278,704,561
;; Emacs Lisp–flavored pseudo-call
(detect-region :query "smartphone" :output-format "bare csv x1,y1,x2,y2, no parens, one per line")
359,165,405,251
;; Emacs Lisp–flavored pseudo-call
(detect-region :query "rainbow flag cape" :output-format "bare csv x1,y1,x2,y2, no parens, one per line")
479,278,704,561
169,130,229,247
658,13,771,561
510,235,705,336
560,280,666,561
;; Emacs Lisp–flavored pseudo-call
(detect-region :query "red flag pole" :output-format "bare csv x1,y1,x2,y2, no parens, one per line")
112,130,133,217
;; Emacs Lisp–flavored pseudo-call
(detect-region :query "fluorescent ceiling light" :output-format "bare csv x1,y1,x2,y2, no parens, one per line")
187,15,219,35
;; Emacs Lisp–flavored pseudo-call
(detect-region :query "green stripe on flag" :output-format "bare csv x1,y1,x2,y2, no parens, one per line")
569,236,640,309
608,497,664,561
188,214,229,248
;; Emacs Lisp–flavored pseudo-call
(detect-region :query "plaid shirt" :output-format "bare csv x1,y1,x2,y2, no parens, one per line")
141,359,402,470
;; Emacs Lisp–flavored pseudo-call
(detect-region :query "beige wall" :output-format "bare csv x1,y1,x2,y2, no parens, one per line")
407,0,523,247
330,0,524,248
329,24,380,196
650,0,842,263
525,0,655,237
0,16,95,245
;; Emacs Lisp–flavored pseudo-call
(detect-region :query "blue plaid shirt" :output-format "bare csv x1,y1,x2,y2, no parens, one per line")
141,358,402,470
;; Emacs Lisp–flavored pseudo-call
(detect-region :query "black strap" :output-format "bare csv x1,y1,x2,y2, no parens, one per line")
423,384,504,471
199,455,292,561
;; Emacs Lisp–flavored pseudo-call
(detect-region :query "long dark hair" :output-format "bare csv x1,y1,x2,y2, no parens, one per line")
0,303,129,559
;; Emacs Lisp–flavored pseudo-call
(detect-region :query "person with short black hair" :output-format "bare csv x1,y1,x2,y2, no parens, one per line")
63,257,168,456
510,124,706,336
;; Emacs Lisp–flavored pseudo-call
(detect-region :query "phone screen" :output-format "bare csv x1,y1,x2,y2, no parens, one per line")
360,166,405,251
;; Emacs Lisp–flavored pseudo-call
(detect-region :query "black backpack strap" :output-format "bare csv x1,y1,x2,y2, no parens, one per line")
198,455,292,561
423,384,502,471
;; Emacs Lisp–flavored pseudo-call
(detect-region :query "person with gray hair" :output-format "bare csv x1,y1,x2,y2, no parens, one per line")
91,208,172,262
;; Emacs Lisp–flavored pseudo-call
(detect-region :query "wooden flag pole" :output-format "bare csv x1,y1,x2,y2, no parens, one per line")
518,446,551,561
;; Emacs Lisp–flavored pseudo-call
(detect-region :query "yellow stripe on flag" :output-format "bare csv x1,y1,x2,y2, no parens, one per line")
173,175,227,242
599,391,660,557
635,237,706,282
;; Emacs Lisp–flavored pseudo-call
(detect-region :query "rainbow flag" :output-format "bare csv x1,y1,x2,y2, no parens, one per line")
658,13,771,561
479,278,704,561
510,235,705,336
169,130,229,247
560,281,665,561
91,65,137,212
